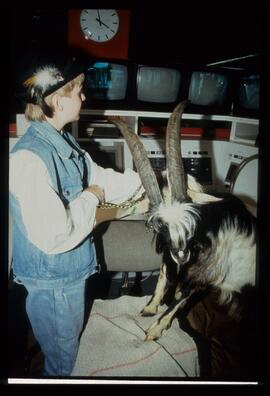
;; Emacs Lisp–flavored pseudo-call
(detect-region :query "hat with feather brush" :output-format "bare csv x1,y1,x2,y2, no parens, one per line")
14,48,89,117
23,54,86,105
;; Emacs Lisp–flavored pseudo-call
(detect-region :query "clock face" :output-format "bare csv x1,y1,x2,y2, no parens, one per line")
80,9,119,43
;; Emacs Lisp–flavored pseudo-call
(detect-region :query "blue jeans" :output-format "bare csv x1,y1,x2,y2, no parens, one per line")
24,279,86,376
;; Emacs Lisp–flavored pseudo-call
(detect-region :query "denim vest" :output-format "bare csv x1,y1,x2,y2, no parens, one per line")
9,121,98,288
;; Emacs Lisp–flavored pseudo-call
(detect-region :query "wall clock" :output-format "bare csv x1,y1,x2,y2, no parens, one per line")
68,9,130,59
80,9,119,43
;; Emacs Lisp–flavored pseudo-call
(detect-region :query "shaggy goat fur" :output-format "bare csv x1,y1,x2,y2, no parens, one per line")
141,175,257,340
114,102,257,341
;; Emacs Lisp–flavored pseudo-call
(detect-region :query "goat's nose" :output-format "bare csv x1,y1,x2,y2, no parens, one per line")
171,248,190,265
170,248,184,263
171,247,184,257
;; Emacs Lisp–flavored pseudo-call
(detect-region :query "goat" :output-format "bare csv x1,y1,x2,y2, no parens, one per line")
113,101,257,341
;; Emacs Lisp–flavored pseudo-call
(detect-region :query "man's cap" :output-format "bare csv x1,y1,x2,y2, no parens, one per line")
17,48,89,105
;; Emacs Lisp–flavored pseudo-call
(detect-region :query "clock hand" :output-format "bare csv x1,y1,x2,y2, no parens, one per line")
96,19,113,30
96,10,111,30
96,10,102,26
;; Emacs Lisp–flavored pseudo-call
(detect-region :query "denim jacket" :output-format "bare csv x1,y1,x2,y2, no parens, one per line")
9,121,98,288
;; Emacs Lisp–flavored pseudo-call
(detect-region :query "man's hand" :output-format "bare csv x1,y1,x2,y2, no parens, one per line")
85,185,105,204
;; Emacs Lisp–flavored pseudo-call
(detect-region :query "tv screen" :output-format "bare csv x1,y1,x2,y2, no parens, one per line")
85,62,128,101
188,71,229,106
136,65,181,103
238,74,259,110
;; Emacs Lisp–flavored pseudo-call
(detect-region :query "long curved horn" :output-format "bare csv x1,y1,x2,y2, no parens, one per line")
166,100,190,203
113,120,163,208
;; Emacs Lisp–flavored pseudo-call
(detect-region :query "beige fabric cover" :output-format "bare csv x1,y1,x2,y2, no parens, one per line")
72,295,199,378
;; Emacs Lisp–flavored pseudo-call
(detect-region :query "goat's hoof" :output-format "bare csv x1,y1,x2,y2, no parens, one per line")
140,306,158,316
144,334,158,341
140,310,156,317
144,323,163,341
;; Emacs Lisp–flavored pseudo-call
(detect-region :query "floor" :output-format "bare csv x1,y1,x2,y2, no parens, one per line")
8,270,259,380
8,270,158,378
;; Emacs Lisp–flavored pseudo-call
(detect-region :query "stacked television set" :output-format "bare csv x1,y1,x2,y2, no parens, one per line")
135,63,235,115
82,58,259,118
231,72,260,118
83,59,135,110
186,67,234,115
134,63,187,112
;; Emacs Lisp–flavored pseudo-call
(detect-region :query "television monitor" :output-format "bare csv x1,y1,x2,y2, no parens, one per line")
137,65,181,103
232,73,260,118
135,64,187,111
186,68,233,115
83,60,131,109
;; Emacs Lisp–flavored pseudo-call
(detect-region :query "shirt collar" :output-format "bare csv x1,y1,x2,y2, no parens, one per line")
31,121,73,159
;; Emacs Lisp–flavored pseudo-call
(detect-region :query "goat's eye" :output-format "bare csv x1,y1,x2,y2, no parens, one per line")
155,218,163,230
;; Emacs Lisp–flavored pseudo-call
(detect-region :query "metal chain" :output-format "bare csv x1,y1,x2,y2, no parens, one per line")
97,184,155,234
97,185,146,209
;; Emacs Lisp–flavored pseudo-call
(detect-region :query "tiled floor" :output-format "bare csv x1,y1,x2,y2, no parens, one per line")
8,271,158,377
